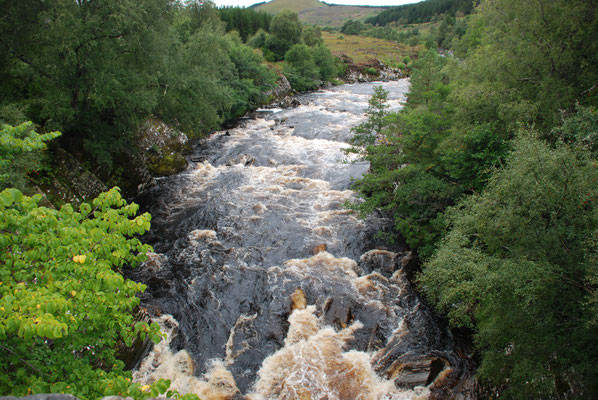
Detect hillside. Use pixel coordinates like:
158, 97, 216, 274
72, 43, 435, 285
366, 0, 475, 26
322, 31, 418, 65
252, 0, 326, 15
252, 0, 385, 27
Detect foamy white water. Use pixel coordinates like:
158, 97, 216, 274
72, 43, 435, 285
131, 80, 469, 399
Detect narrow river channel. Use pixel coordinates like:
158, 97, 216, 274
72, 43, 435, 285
129, 80, 470, 399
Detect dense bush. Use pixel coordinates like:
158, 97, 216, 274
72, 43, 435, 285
283, 44, 339, 91
0, 124, 179, 400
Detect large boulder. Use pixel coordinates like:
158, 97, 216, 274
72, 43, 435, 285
137, 118, 190, 178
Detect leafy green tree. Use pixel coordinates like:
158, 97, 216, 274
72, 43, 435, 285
0, 187, 163, 399
157, 4, 275, 134
347, 86, 390, 151
407, 49, 448, 110
264, 10, 302, 61
420, 134, 598, 398
450, 0, 598, 132
0, 123, 175, 400
218, 6, 272, 42
311, 45, 338, 82
0, 122, 60, 189
340, 20, 365, 36
0, 0, 172, 167
548, 104, 598, 158
247, 29, 269, 49
283, 44, 320, 91
350, 52, 460, 257
226, 35, 277, 118
302, 25, 324, 47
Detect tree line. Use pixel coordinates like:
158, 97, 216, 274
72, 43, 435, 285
0, 0, 277, 182
349, 0, 598, 397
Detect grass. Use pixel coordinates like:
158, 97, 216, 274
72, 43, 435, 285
322, 31, 421, 66
299, 5, 386, 28
254, 0, 326, 15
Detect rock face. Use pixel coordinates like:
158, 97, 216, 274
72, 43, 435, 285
264, 74, 296, 108
335, 53, 405, 83
137, 118, 190, 178
38, 146, 108, 206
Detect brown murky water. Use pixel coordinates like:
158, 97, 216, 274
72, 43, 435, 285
130, 81, 470, 399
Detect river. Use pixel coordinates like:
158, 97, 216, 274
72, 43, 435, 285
129, 80, 471, 399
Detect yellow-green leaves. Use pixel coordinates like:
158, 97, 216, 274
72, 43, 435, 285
0, 186, 156, 399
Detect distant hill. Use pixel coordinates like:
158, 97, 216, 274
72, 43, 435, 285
366, 0, 475, 26
252, 0, 326, 15
252, 0, 386, 27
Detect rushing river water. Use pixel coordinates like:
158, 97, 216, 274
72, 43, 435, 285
129, 81, 472, 399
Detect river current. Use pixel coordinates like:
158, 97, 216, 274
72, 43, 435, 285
129, 81, 471, 399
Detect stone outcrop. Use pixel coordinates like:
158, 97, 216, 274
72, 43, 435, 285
335, 52, 405, 83
37, 146, 108, 206
137, 118, 190, 178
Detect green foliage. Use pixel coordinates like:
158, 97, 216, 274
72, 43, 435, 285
264, 10, 303, 61
151, 3, 275, 135
350, 50, 469, 257
0, 185, 163, 399
0, 0, 172, 167
302, 25, 324, 47
0, 123, 179, 399
311, 46, 339, 82
283, 44, 339, 91
450, 0, 598, 132
365, 67, 378, 76
420, 135, 598, 398
0, 122, 61, 187
247, 29, 269, 49
406, 49, 448, 110
548, 104, 598, 158
347, 86, 390, 151
340, 20, 365, 36
283, 44, 320, 91
348, 0, 598, 396
0, 1, 279, 181
218, 6, 272, 42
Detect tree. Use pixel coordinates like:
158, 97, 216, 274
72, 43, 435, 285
311, 45, 338, 82
420, 134, 598, 398
264, 10, 302, 61
450, 0, 598, 132
340, 20, 365, 36
283, 44, 320, 91
0, 0, 172, 167
302, 25, 323, 47
347, 86, 390, 150
406, 49, 448, 110
0, 122, 60, 190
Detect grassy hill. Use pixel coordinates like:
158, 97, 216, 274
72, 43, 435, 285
322, 31, 419, 66
252, 0, 386, 27
253, 0, 326, 15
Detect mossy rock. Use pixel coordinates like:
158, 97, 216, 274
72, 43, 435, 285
148, 152, 188, 176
